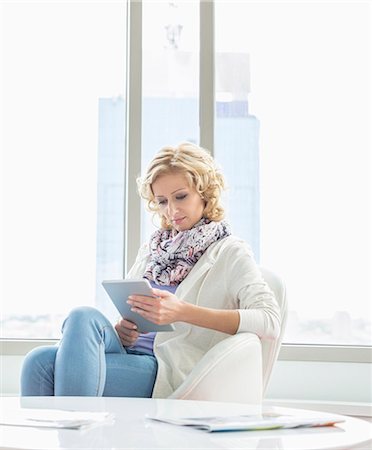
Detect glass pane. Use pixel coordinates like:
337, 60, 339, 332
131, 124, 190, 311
141, 0, 200, 242
1, 1, 127, 338
215, 1, 371, 345
214, 51, 260, 258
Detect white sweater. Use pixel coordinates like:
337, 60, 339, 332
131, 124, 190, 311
126, 235, 281, 398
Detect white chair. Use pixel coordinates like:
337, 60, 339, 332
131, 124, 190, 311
169, 267, 288, 404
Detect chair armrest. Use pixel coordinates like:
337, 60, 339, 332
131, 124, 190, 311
168, 333, 263, 404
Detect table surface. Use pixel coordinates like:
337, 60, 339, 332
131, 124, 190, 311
1, 396, 371, 450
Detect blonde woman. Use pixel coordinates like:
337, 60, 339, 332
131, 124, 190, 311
21, 143, 280, 398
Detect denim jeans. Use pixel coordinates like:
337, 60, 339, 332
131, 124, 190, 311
20, 306, 158, 397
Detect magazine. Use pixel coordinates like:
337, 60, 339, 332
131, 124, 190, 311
0, 408, 115, 430
148, 412, 345, 432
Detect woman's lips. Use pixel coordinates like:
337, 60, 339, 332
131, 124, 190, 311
173, 217, 185, 225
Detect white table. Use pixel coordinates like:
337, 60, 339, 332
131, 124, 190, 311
1, 396, 371, 450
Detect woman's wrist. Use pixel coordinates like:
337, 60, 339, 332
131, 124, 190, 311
178, 300, 195, 324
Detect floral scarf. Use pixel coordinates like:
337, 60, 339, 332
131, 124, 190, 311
144, 217, 231, 286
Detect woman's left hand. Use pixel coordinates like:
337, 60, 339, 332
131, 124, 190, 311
127, 288, 185, 325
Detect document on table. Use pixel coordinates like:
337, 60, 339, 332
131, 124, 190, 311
148, 412, 345, 432
0, 408, 115, 430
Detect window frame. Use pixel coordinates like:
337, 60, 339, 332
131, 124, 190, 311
1, 340, 370, 363
1, 0, 370, 366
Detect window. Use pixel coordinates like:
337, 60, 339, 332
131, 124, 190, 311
2, 0, 370, 350
1, 1, 127, 338
215, 0, 371, 345
141, 0, 200, 242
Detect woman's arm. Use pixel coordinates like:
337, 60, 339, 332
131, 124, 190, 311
126, 239, 280, 338
181, 302, 240, 335
127, 290, 240, 335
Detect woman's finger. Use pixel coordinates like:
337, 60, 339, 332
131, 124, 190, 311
116, 327, 139, 346
128, 300, 156, 313
118, 318, 138, 330
128, 295, 162, 306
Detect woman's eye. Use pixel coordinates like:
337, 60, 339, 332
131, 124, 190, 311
176, 194, 187, 201
157, 200, 167, 206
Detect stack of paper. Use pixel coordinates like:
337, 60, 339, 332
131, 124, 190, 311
0, 408, 115, 430
148, 412, 345, 432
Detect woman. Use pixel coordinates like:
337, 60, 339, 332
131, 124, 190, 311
21, 142, 281, 398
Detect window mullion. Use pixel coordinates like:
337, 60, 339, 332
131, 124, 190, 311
199, 0, 215, 154
124, 0, 142, 274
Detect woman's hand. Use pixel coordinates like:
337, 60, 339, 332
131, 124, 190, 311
115, 318, 140, 347
126, 289, 240, 335
127, 289, 185, 325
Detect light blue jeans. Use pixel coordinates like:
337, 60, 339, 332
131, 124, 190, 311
20, 306, 158, 397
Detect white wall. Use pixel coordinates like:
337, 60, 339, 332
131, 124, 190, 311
266, 360, 372, 403
1, 355, 23, 396
2, 353, 371, 415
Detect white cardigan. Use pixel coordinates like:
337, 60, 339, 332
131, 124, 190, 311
126, 235, 281, 398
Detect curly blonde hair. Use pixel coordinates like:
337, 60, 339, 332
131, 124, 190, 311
137, 142, 226, 229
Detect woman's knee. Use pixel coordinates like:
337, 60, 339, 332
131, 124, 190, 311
61, 306, 109, 336
63, 306, 102, 326
67, 306, 100, 319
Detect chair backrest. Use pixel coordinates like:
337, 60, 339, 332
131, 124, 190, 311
259, 267, 288, 395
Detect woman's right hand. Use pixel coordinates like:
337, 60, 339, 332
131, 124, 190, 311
115, 318, 139, 347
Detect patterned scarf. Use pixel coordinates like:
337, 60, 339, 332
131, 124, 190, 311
144, 217, 231, 286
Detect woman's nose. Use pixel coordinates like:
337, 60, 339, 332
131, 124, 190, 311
167, 201, 178, 217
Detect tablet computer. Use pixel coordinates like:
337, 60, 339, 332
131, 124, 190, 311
102, 279, 175, 333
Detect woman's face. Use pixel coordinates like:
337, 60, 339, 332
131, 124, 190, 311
152, 171, 205, 231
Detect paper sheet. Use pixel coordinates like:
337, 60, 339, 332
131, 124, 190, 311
148, 412, 345, 432
0, 408, 115, 430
